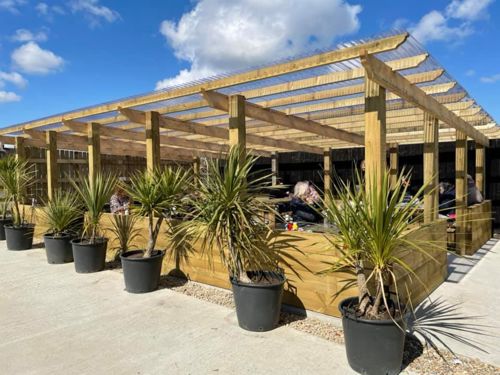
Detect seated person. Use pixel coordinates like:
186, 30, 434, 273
467, 175, 484, 206
110, 182, 130, 214
439, 182, 455, 216
400, 177, 420, 206
290, 181, 322, 223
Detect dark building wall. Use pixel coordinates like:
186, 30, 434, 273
255, 140, 500, 226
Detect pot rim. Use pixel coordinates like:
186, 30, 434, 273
230, 270, 286, 288
339, 297, 408, 326
120, 249, 165, 261
70, 237, 108, 245
44, 232, 72, 239
4, 223, 35, 230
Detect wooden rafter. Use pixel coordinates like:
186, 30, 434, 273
361, 53, 489, 146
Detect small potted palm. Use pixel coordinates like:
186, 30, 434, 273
183, 146, 288, 332
322, 169, 438, 375
41, 190, 83, 264
70, 173, 117, 273
0, 156, 36, 250
121, 167, 190, 293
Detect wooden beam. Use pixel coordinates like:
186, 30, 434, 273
323, 148, 332, 197
228, 95, 246, 155
46, 131, 58, 200
88, 122, 101, 183
388, 143, 399, 189
119, 107, 323, 155
146, 111, 160, 172
423, 113, 439, 223
202, 90, 364, 145
2, 33, 408, 135
15, 137, 25, 160
271, 152, 279, 186
475, 143, 486, 195
364, 77, 386, 189
455, 130, 468, 255
361, 53, 489, 147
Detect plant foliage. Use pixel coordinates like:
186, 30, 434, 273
109, 213, 141, 255
322, 169, 442, 320
70, 173, 117, 244
124, 167, 191, 258
40, 189, 83, 237
0, 156, 36, 226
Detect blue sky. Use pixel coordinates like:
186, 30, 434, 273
0, 0, 498, 127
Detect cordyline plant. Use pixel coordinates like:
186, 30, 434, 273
109, 213, 141, 257
322, 169, 441, 320
181, 146, 292, 283
0, 156, 36, 227
70, 173, 117, 244
124, 167, 191, 258
40, 189, 83, 237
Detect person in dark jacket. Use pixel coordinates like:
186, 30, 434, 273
290, 181, 321, 223
439, 182, 455, 216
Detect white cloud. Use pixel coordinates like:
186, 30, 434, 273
36, 2, 65, 19
11, 42, 65, 75
446, 0, 493, 21
0, 71, 28, 88
69, 0, 120, 27
0, 91, 21, 103
410, 0, 493, 44
465, 69, 476, 77
11, 28, 48, 43
0, 0, 26, 14
156, 0, 361, 90
480, 74, 500, 83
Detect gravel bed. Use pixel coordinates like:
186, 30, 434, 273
117, 270, 499, 375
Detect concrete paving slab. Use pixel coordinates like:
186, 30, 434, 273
0, 243, 357, 375
424, 238, 500, 367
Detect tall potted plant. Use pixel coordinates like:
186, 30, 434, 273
41, 190, 83, 264
70, 173, 117, 273
0, 156, 36, 250
183, 146, 288, 332
322, 170, 438, 375
121, 167, 190, 293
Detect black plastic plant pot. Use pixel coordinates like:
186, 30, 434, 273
0, 218, 13, 241
339, 297, 407, 375
120, 250, 165, 293
230, 271, 285, 332
4, 224, 35, 250
71, 238, 108, 273
44, 233, 74, 264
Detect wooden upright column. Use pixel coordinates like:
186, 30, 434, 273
146, 111, 160, 173
228, 95, 246, 158
271, 152, 279, 186
423, 113, 439, 223
88, 122, 101, 183
364, 78, 386, 190
389, 143, 398, 189
455, 130, 468, 255
46, 131, 58, 200
15, 137, 25, 160
324, 148, 332, 197
475, 143, 485, 195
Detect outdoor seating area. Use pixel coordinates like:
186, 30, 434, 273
0, 31, 498, 374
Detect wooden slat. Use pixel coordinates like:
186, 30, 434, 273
475, 143, 485, 195
46, 131, 58, 200
88, 122, 101, 183
423, 113, 439, 223
15, 137, 25, 160
202, 90, 364, 145
389, 143, 398, 189
361, 53, 489, 146
364, 77, 386, 189
455, 130, 468, 255
146, 111, 160, 172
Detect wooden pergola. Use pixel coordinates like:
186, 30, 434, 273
0, 32, 497, 254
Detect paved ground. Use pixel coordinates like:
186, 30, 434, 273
1, 237, 499, 374
425, 237, 500, 367
0, 243, 356, 375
